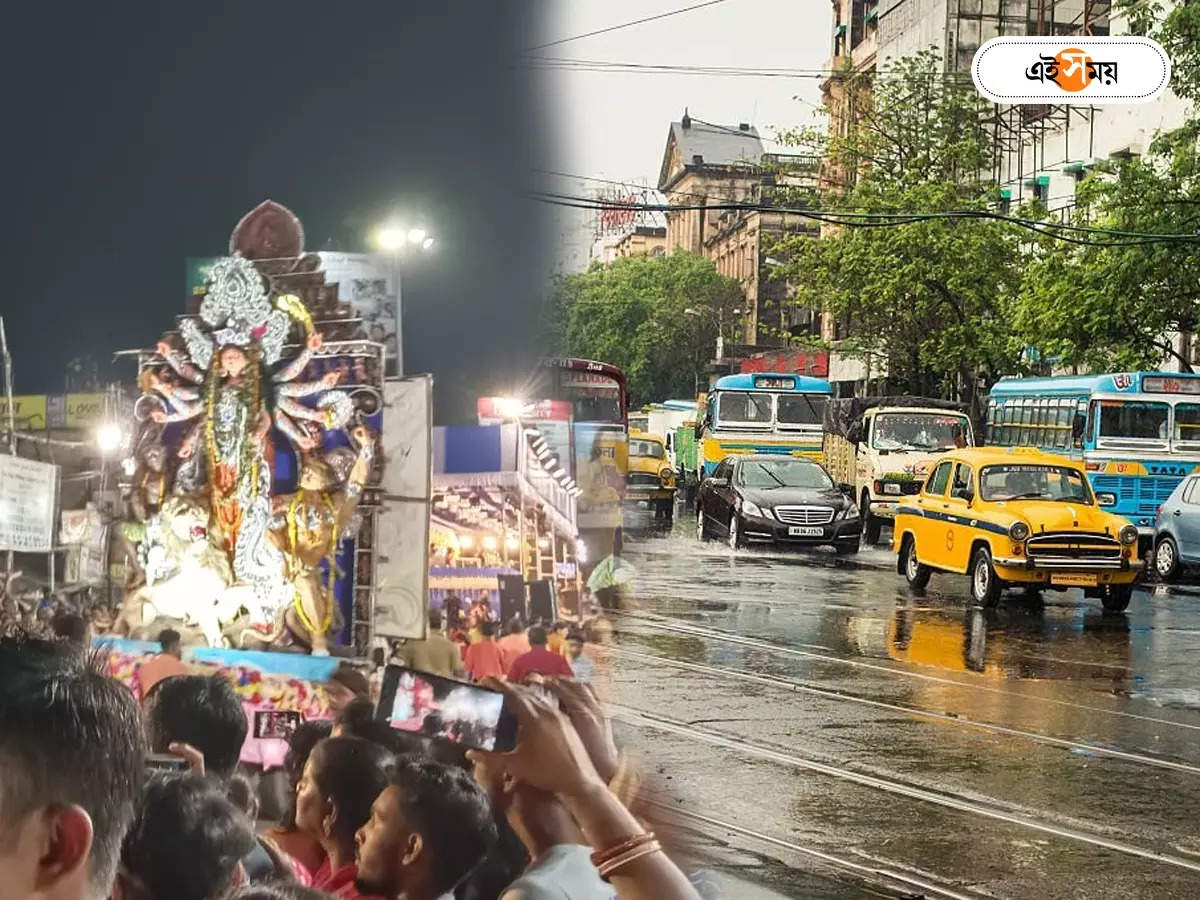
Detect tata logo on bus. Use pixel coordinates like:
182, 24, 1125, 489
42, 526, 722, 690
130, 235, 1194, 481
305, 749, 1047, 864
1148, 463, 1194, 477
1113, 373, 1135, 391
972, 37, 1170, 104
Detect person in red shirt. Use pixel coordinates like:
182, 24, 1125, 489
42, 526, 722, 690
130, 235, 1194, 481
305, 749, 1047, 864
497, 616, 531, 673
295, 736, 394, 898
462, 620, 507, 682
506, 625, 574, 684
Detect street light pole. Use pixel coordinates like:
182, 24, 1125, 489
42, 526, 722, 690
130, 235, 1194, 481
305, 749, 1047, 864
374, 224, 435, 378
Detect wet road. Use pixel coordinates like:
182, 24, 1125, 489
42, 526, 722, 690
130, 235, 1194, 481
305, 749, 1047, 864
608, 513, 1200, 899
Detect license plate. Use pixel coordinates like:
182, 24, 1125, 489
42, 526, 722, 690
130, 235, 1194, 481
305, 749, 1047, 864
788, 526, 824, 537
1051, 573, 1099, 587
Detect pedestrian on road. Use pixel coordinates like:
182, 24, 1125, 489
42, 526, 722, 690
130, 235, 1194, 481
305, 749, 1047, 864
564, 630, 594, 684
507, 625, 574, 684
463, 620, 507, 682
392, 609, 465, 679
498, 616, 531, 673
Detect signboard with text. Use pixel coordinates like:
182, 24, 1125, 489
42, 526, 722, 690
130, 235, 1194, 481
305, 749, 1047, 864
0, 455, 59, 553
0, 394, 107, 430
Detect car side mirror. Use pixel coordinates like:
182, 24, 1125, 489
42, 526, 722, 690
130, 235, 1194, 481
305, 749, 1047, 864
837, 482, 855, 496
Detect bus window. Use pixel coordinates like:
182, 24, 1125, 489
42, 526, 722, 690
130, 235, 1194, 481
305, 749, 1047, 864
1019, 401, 1034, 445
717, 391, 773, 428
1055, 399, 1074, 449
1002, 402, 1018, 445
1099, 401, 1169, 441
777, 393, 827, 429
1175, 403, 1200, 445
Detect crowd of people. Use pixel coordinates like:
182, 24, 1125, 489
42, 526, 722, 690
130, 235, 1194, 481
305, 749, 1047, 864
393, 602, 595, 687
0, 622, 705, 900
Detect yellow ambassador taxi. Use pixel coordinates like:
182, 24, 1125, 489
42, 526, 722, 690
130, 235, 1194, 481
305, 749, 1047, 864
893, 447, 1143, 612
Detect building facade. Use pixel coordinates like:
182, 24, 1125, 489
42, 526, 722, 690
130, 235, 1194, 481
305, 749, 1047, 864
819, 0, 1195, 384
656, 113, 821, 353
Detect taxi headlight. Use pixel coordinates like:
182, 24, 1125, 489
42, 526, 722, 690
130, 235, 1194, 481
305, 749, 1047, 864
659, 467, 673, 485
1008, 521, 1030, 542
1119, 524, 1139, 545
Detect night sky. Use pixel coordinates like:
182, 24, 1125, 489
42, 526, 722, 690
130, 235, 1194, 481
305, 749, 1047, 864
0, 3, 553, 424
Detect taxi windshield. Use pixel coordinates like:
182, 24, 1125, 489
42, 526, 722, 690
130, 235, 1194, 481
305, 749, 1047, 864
979, 464, 1092, 503
629, 439, 665, 459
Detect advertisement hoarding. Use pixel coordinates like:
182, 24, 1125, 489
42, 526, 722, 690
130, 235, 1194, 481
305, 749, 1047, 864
372, 376, 433, 640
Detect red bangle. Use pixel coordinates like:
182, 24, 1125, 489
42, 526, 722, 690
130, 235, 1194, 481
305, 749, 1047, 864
590, 831, 656, 868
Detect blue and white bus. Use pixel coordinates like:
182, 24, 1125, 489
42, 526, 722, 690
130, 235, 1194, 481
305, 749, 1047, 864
695, 373, 834, 480
986, 372, 1200, 548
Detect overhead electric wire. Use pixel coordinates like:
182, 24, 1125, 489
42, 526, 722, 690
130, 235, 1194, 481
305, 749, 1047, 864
527, 191, 1200, 247
525, 0, 732, 52
521, 56, 977, 82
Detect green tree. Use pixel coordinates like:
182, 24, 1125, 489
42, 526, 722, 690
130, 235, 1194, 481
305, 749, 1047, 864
543, 252, 743, 406
1015, 3, 1200, 371
769, 50, 1027, 409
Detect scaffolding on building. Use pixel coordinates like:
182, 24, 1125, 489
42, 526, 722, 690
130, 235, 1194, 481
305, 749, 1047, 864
981, 0, 1112, 208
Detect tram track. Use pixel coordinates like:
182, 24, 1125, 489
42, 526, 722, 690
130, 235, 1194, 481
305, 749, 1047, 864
643, 797, 994, 900
604, 642, 1200, 776
611, 702, 1200, 876
611, 608, 1200, 735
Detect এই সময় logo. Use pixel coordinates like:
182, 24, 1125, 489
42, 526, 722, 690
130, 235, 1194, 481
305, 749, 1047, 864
1025, 48, 1118, 92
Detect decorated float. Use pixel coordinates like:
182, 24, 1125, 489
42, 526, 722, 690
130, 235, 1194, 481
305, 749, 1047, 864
112, 201, 389, 657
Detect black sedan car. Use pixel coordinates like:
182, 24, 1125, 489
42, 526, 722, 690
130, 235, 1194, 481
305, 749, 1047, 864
696, 455, 861, 553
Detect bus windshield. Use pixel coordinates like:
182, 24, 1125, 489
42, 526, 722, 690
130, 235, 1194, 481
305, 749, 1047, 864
717, 391, 773, 428
1098, 400, 1169, 441
777, 394, 827, 428
980, 464, 1092, 503
873, 413, 967, 451
1174, 403, 1200, 445
555, 370, 624, 423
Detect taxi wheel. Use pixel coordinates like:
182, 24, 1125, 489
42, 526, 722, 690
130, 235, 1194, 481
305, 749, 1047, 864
1101, 583, 1134, 614
902, 536, 931, 590
970, 546, 1003, 608
1155, 536, 1180, 582
861, 490, 882, 545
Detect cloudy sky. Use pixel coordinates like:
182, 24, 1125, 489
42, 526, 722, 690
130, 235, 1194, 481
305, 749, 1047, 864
536, 0, 833, 189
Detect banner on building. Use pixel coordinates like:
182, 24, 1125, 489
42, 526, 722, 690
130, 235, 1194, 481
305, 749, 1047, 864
1, 394, 109, 430
372, 376, 433, 640
0, 455, 59, 553
317, 252, 400, 375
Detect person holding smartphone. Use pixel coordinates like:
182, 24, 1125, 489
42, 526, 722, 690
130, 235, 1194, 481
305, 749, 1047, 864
467, 681, 701, 900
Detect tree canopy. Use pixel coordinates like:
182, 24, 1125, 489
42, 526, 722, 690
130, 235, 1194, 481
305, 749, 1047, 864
769, 50, 1027, 408
543, 251, 743, 406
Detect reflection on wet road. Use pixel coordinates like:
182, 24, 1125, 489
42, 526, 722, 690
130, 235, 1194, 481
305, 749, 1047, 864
613, 518, 1200, 898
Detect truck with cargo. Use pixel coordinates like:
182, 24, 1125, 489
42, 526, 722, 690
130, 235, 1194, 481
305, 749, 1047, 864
823, 397, 975, 544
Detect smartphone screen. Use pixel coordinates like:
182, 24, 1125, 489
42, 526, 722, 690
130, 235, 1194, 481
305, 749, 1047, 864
145, 753, 189, 773
376, 665, 516, 752
254, 710, 302, 740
